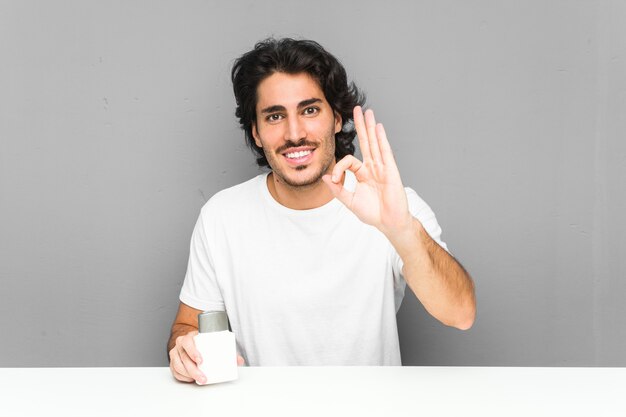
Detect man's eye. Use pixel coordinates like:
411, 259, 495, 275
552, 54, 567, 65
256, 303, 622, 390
266, 114, 283, 122
303, 107, 319, 115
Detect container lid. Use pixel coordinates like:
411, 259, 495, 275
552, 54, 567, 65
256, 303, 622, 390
197, 311, 229, 333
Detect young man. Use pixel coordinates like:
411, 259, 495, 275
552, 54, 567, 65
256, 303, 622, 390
168, 38, 475, 383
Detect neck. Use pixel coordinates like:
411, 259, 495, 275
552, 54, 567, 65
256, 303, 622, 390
266, 171, 345, 210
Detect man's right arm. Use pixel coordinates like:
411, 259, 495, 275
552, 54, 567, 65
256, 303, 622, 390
167, 302, 206, 383
168, 302, 245, 384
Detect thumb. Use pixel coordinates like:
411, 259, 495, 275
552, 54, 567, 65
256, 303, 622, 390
237, 355, 246, 366
322, 174, 354, 208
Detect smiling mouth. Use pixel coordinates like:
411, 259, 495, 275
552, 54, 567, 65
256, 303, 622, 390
284, 150, 312, 159
282, 146, 315, 163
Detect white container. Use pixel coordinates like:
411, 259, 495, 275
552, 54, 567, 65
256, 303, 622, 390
193, 311, 238, 385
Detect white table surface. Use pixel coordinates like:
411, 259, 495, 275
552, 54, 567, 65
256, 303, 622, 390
0, 366, 624, 416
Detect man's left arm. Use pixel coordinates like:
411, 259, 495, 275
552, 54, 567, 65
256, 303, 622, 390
323, 106, 475, 330
388, 216, 475, 330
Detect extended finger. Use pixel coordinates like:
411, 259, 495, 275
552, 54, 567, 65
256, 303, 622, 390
237, 355, 245, 366
375, 122, 394, 166
365, 109, 383, 166
353, 106, 371, 162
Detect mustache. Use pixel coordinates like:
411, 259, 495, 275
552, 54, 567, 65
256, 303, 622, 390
276, 139, 318, 154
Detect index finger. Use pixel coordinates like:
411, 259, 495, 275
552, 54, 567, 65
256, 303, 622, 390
353, 106, 371, 162
181, 334, 202, 364
178, 346, 206, 384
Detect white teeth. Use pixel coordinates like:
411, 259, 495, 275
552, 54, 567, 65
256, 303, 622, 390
285, 150, 312, 159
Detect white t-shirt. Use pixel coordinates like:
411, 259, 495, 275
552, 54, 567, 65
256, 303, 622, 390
180, 171, 448, 366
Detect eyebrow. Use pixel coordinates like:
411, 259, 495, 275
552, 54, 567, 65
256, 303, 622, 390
260, 98, 323, 114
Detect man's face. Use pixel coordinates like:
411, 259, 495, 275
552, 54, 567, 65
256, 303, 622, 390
252, 72, 342, 188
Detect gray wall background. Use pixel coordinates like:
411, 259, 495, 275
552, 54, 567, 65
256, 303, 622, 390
1, 1, 625, 367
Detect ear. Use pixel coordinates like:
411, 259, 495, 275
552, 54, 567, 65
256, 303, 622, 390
334, 111, 342, 134
252, 121, 262, 148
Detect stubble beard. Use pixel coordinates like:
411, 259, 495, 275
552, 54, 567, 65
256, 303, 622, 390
264, 132, 336, 190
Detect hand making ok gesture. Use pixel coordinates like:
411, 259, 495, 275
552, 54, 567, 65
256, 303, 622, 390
322, 106, 414, 238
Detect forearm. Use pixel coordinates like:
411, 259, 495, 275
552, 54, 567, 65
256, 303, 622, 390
167, 323, 197, 355
389, 218, 476, 330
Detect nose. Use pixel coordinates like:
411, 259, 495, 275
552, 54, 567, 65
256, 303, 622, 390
284, 116, 306, 142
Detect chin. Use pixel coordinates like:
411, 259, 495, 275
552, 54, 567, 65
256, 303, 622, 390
278, 166, 326, 188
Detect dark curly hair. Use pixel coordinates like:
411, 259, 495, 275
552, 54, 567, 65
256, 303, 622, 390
231, 38, 366, 168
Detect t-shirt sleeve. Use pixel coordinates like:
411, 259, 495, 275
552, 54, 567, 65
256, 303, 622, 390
179, 204, 225, 312
391, 187, 450, 312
